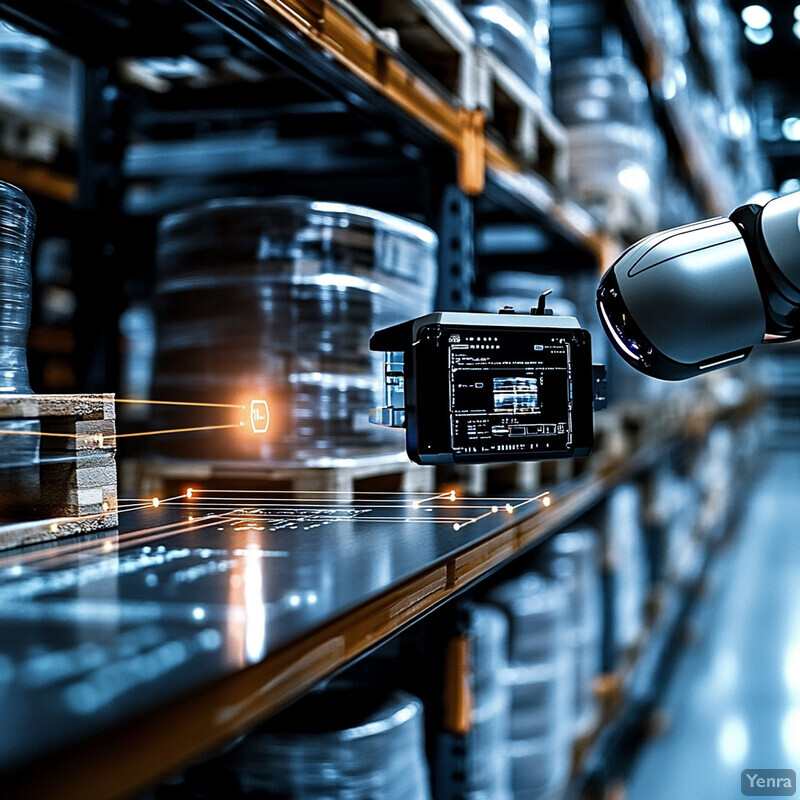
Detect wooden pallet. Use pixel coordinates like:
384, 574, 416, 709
0, 393, 118, 549
477, 50, 568, 186
343, 0, 567, 187
350, 0, 479, 105
123, 453, 436, 502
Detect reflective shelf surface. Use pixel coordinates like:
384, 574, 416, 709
0, 488, 554, 777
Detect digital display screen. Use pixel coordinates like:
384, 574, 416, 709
445, 329, 578, 456
398, 319, 594, 464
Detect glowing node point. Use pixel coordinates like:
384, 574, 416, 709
542, 495, 552, 508
49, 523, 58, 533
412, 501, 420, 509
449, 491, 456, 501
103, 540, 114, 553
152, 497, 160, 508
505, 503, 513, 514
249, 399, 270, 434
102, 502, 109, 512
492, 505, 499, 513
453, 523, 461, 531
96, 434, 104, 447
186, 488, 194, 499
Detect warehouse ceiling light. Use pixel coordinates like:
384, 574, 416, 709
795, 4, 800, 21
718, 715, 750, 765
617, 164, 651, 193
780, 178, 800, 194
781, 708, 800, 761
741, 4, 772, 29
744, 24, 774, 43
782, 116, 800, 140
724, 107, 752, 139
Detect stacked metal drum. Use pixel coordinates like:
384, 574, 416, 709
224, 686, 432, 798
153, 198, 437, 464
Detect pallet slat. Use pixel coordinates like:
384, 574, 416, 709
0, 393, 118, 549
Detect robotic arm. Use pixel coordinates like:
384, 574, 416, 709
597, 191, 800, 380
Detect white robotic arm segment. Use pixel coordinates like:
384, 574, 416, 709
597, 190, 800, 380
760, 192, 800, 296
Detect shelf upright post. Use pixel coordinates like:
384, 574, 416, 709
600, 501, 618, 676
434, 183, 475, 311
73, 61, 127, 393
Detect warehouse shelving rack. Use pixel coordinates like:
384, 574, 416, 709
0, 1, 766, 798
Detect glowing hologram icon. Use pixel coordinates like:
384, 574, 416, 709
250, 399, 270, 434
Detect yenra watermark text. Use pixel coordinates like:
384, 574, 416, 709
742, 769, 796, 796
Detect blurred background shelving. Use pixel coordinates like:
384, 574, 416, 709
0, 0, 791, 798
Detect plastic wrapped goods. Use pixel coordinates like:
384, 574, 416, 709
469, 602, 512, 696
0, 180, 35, 394
565, 121, 665, 239
153, 198, 437, 464
553, 56, 665, 239
554, 56, 650, 128
605, 484, 648, 657
0, 181, 39, 520
466, 605, 514, 796
225, 686, 432, 799
488, 574, 574, 799
537, 530, 602, 736
489, 574, 569, 662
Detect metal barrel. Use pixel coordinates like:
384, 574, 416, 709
152, 197, 437, 464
